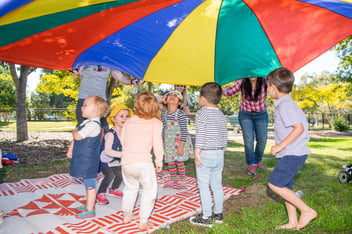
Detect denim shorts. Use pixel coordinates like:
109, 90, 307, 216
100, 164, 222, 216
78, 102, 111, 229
83, 178, 96, 190
268, 155, 307, 189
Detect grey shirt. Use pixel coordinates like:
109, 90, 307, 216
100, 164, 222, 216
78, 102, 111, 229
78, 65, 112, 100
274, 94, 311, 158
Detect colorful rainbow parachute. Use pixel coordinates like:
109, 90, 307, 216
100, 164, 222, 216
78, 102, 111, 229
0, 0, 351, 85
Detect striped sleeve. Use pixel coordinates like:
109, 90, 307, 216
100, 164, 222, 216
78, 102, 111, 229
195, 107, 228, 150
177, 110, 188, 142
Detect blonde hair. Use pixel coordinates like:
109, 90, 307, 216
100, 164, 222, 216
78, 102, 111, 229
90, 96, 109, 117
134, 91, 161, 120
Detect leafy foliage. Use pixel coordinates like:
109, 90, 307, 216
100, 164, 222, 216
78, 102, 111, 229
293, 70, 352, 115
37, 70, 79, 100
330, 116, 350, 131
0, 73, 16, 110
334, 36, 352, 82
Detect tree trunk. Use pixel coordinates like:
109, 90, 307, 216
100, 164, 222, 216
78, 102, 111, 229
9, 64, 34, 142
148, 82, 153, 92
106, 77, 116, 105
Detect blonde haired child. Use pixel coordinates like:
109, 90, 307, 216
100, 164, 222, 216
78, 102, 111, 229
96, 104, 133, 205
67, 96, 109, 219
120, 91, 164, 231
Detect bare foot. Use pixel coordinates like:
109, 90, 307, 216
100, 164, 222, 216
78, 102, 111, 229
296, 209, 317, 230
123, 215, 138, 224
138, 221, 153, 231
275, 223, 297, 230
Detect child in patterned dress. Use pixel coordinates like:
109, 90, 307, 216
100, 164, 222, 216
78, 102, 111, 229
161, 90, 194, 189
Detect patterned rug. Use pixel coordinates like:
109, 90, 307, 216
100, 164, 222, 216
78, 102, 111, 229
0, 171, 243, 234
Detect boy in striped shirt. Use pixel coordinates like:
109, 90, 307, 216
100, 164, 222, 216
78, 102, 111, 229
189, 82, 228, 228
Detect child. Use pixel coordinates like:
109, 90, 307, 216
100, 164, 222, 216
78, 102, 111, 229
66, 96, 109, 219
120, 91, 164, 231
161, 90, 194, 189
189, 82, 228, 228
96, 104, 134, 205
267, 67, 317, 230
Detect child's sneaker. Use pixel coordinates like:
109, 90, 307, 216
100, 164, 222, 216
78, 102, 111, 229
163, 180, 178, 188
248, 164, 256, 175
189, 214, 213, 228
96, 193, 109, 205
257, 162, 266, 170
177, 179, 187, 189
212, 213, 223, 224
109, 188, 123, 198
75, 209, 95, 219
76, 204, 87, 211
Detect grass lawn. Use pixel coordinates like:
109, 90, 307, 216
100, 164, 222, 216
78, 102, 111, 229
0, 120, 76, 132
153, 136, 352, 233
0, 129, 351, 233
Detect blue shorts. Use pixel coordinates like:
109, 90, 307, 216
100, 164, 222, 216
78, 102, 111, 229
268, 155, 307, 189
83, 178, 96, 190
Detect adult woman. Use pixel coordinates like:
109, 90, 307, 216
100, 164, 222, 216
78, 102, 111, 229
72, 65, 140, 126
223, 77, 268, 175
174, 85, 192, 114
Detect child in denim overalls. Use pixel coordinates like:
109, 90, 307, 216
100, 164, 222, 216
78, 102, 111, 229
161, 90, 194, 189
67, 96, 109, 219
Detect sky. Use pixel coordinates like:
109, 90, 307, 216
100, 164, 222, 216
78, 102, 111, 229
26, 50, 340, 94
293, 50, 339, 82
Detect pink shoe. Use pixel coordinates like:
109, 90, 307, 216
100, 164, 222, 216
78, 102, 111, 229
96, 193, 109, 205
177, 179, 187, 189
109, 188, 123, 198
163, 180, 178, 188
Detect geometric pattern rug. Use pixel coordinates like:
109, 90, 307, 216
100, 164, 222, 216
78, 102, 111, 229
0, 171, 244, 234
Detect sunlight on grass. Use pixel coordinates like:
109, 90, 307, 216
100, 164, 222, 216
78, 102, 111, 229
0, 121, 76, 132
1, 129, 351, 233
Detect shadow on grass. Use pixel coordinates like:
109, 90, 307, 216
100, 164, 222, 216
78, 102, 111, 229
0, 121, 13, 127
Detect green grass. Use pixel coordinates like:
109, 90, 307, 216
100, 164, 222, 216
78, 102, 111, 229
154, 137, 352, 233
1, 132, 351, 233
0, 120, 76, 132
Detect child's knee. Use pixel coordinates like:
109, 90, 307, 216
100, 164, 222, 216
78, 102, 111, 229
83, 178, 96, 190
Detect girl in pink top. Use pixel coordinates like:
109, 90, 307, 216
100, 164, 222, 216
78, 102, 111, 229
120, 91, 164, 231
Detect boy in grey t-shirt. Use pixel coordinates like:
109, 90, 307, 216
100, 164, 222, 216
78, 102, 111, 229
267, 68, 317, 231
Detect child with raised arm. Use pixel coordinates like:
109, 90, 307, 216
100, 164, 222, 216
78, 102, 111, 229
120, 91, 164, 231
189, 82, 228, 228
67, 96, 109, 219
267, 68, 317, 230
162, 90, 194, 189
96, 104, 133, 205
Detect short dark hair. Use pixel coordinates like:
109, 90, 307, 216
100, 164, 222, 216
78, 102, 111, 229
200, 82, 222, 105
267, 67, 294, 93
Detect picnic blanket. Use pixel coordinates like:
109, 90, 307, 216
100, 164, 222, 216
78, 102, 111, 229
0, 171, 243, 234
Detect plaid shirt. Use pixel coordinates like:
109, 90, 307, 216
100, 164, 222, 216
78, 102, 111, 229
223, 79, 267, 112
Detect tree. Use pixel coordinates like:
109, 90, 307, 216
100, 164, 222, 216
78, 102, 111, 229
37, 70, 132, 105
7, 63, 36, 141
0, 71, 16, 122
37, 70, 79, 100
334, 36, 352, 82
